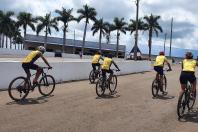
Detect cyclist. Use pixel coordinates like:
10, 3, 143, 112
179, 52, 198, 98
91, 51, 103, 73
101, 54, 120, 82
154, 51, 172, 93
22, 46, 52, 86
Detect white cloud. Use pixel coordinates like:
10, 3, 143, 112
1, 0, 198, 52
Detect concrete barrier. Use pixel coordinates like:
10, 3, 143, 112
0, 60, 151, 90
0, 48, 92, 59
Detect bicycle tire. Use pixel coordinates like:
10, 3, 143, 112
163, 75, 167, 92
188, 89, 196, 109
38, 75, 55, 96
152, 79, 159, 97
89, 70, 95, 83
177, 92, 187, 118
109, 75, 117, 93
96, 77, 105, 97
8, 76, 29, 101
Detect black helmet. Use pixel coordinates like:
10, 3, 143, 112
185, 52, 193, 59
107, 53, 113, 58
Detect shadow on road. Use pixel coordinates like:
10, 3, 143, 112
152, 95, 175, 100
6, 95, 54, 105
96, 94, 121, 99
179, 108, 198, 123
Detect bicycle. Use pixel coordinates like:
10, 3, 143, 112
152, 69, 169, 97
177, 81, 196, 118
8, 67, 55, 101
89, 68, 101, 83
96, 69, 119, 97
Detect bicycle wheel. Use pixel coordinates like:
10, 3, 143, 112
152, 79, 159, 97
38, 75, 55, 96
163, 75, 167, 92
89, 70, 95, 83
188, 89, 196, 109
109, 75, 117, 93
96, 77, 105, 97
177, 92, 187, 118
8, 76, 29, 101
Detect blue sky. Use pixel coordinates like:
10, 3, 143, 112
1, 0, 198, 57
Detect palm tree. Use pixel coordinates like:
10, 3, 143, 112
144, 14, 163, 59
55, 7, 75, 53
17, 12, 37, 49
128, 18, 146, 35
0, 11, 14, 48
127, 18, 146, 53
105, 22, 113, 44
111, 17, 127, 57
77, 4, 97, 55
36, 13, 59, 49
91, 18, 108, 52
0, 10, 3, 48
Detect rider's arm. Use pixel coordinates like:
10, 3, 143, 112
41, 55, 51, 68
112, 60, 120, 71
165, 59, 172, 70
196, 61, 198, 66
100, 56, 104, 61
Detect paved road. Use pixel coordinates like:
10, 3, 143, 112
0, 65, 198, 132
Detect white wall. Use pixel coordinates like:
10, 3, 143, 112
0, 60, 151, 90
0, 48, 92, 59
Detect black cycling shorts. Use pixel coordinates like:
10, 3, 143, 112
102, 69, 113, 78
180, 71, 196, 84
92, 63, 100, 71
154, 66, 163, 75
22, 63, 39, 76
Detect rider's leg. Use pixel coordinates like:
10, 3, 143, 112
108, 69, 114, 82
179, 84, 186, 97
101, 69, 106, 85
33, 67, 42, 84
179, 72, 187, 97
192, 80, 197, 92
92, 64, 96, 72
33, 68, 42, 83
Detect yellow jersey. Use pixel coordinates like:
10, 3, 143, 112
154, 55, 167, 67
23, 50, 42, 63
92, 54, 101, 64
182, 59, 197, 72
102, 58, 112, 70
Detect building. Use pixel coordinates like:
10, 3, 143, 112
24, 34, 126, 58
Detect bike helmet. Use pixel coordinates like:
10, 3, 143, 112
159, 51, 165, 56
185, 51, 193, 59
37, 46, 46, 54
107, 53, 113, 58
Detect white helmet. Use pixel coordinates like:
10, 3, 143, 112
37, 46, 46, 54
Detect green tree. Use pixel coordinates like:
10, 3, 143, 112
77, 4, 97, 55
128, 18, 146, 34
0, 11, 14, 48
127, 18, 146, 53
55, 7, 75, 53
17, 12, 36, 49
144, 14, 163, 59
91, 18, 108, 52
111, 17, 127, 57
105, 22, 113, 44
36, 13, 59, 49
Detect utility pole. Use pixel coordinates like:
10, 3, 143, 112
73, 30, 76, 54
133, 0, 139, 60
164, 33, 167, 53
169, 17, 173, 58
